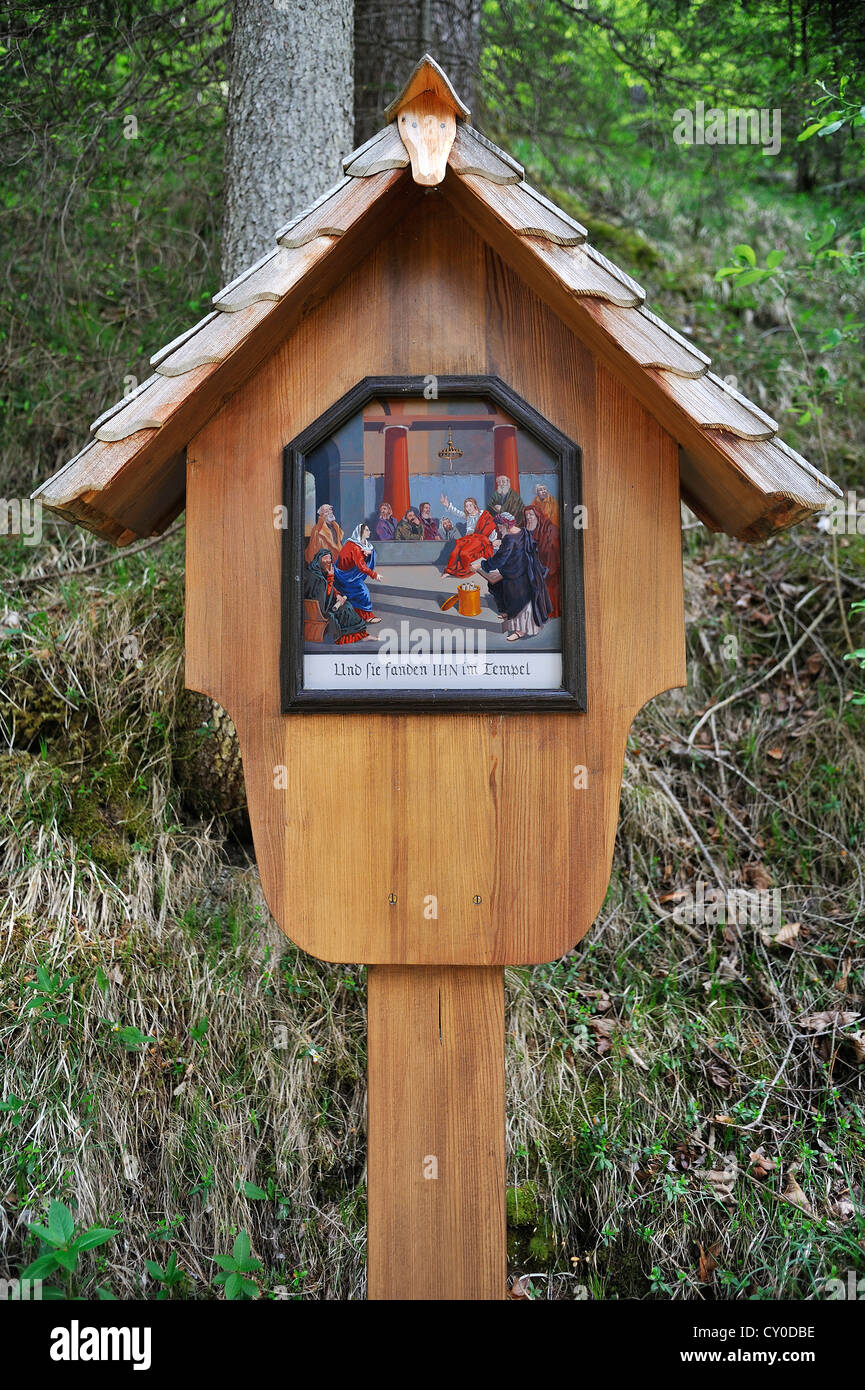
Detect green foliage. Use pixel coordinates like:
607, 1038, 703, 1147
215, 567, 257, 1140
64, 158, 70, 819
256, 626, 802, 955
22, 1200, 117, 1293
211, 1231, 262, 1300
145, 1251, 189, 1299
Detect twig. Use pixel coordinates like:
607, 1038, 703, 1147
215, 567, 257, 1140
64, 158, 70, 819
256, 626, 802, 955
686, 597, 834, 747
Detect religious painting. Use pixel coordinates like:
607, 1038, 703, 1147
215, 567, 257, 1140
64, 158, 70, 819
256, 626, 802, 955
282, 376, 584, 711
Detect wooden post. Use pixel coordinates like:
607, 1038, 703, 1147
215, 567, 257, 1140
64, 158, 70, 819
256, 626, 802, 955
367, 965, 506, 1300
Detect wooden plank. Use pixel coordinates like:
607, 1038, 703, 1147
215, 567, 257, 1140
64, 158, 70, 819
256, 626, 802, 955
185, 194, 686, 964
650, 367, 776, 440
367, 965, 505, 1300
458, 173, 586, 245
277, 169, 402, 248
343, 123, 409, 177
449, 123, 524, 183
582, 299, 707, 377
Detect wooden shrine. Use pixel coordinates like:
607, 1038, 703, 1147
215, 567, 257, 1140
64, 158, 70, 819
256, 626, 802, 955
36, 56, 840, 1300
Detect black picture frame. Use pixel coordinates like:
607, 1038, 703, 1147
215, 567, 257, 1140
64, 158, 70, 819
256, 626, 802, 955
281, 375, 586, 713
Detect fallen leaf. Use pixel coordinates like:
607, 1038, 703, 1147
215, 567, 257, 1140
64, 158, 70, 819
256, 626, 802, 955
766, 746, 784, 760
782, 1173, 814, 1216
698, 1241, 721, 1282
749, 1150, 777, 1180
799, 1010, 859, 1032
830, 1193, 856, 1222
695, 1156, 738, 1202
744, 863, 774, 890
509, 1275, 532, 1299
844, 1032, 865, 1064
626, 1045, 649, 1071
761, 921, 800, 948
707, 1060, 732, 1093
589, 1016, 615, 1055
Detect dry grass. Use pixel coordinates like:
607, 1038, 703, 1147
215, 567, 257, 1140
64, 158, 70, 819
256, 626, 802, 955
0, 512, 863, 1301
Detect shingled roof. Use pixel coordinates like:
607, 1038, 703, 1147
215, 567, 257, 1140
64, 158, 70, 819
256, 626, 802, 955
35, 54, 840, 545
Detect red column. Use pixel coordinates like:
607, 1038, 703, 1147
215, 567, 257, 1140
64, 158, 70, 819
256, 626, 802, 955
383, 426, 410, 519
493, 424, 519, 495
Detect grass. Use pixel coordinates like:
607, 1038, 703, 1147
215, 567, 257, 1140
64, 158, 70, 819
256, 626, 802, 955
0, 509, 862, 1300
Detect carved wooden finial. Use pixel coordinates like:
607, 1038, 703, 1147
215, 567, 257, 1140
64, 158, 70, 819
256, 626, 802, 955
386, 54, 470, 187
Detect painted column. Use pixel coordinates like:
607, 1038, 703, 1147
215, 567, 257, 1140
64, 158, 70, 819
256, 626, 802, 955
383, 426, 411, 519
493, 424, 519, 496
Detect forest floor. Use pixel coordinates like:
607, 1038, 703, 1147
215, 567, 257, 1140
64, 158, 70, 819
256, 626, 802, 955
1, 107, 864, 1299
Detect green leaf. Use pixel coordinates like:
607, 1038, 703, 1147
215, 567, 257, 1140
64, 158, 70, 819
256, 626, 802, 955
232, 1230, 251, 1263
54, 1248, 78, 1272
797, 122, 823, 142
21, 1253, 61, 1279
47, 1201, 75, 1245
96, 966, 109, 994
734, 268, 769, 287
733, 243, 756, 267
76, 1227, 118, 1251
224, 1270, 243, 1300
240, 1277, 260, 1298
145, 1259, 164, 1279
766, 249, 786, 269
25, 1222, 54, 1243
243, 1183, 268, 1200
111, 1025, 155, 1050
817, 119, 844, 137
212, 1254, 238, 1271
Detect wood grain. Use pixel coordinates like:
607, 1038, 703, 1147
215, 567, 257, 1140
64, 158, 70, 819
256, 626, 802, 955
185, 192, 686, 964
367, 964, 505, 1300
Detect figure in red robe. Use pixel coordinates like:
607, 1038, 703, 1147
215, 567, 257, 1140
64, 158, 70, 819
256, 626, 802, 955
443, 497, 498, 578
524, 503, 561, 618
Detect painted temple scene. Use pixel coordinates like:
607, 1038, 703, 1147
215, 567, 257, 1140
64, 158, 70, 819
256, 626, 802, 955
301, 393, 564, 691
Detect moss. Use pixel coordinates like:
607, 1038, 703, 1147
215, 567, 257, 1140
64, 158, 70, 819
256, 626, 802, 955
507, 1180, 540, 1227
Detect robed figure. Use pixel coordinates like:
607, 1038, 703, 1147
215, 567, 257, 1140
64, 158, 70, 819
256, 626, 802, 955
305, 504, 344, 563
489, 475, 525, 526
477, 514, 552, 641
524, 503, 561, 618
335, 524, 380, 620
394, 509, 423, 541
444, 502, 498, 578
304, 549, 369, 645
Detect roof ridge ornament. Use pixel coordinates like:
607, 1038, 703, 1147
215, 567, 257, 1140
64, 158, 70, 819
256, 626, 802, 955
387, 54, 470, 186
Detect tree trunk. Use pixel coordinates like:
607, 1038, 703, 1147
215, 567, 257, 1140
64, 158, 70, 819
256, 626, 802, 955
221, 0, 354, 282
194, 0, 353, 833
354, 0, 481, 145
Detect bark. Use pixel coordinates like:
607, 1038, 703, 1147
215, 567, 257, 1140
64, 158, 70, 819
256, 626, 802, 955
221, 0, 354, 282
354, 0, 481, 145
